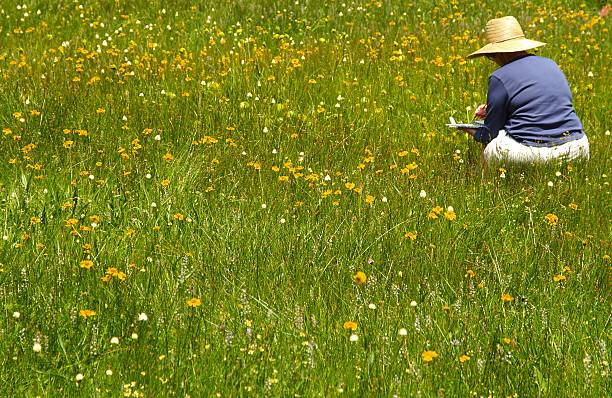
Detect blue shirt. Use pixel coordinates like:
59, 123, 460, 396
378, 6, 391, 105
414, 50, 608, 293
475, 55, 584, 147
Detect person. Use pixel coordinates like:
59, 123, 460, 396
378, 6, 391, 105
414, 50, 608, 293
461, 16, 589, 164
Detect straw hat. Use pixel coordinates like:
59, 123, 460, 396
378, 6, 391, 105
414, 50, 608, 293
467, 16, 546, 59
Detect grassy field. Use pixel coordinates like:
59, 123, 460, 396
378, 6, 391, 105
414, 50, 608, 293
0, 0, 610, 396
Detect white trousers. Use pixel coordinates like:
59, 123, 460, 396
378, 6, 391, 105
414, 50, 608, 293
483, 131, 590, 164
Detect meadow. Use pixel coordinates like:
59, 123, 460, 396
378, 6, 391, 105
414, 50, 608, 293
0, 0, 610, 396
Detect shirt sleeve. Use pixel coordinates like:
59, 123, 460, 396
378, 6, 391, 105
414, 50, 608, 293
474, 75, 509, 145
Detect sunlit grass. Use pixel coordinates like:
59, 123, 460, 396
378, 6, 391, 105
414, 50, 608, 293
0, 0, 609, 396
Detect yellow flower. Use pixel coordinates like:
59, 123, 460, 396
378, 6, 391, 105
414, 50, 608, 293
161, 179, 171, 187
365, 195, 375, 205
404, 231, 417, 241
444, 210, 456, 221
63, 140, 74, 149
398, 150, 408, 157
421, 350, 438, 362
30, 216, 41, 225
187, 298, 202, 308
465, 269, 475, 278
544, 213, 558, 226
162, 153, 174, 162
501, 293, 514, 302
174, 213, 185, 221
432, 206, 443, 215
345, 182, 355, 190
79, 309, 96, 319
79, 260, 93, 269
568, 202, 578, 210
343, 321, 358, 331
459, 354, 470, 363
553, 274, 567, 282
353, 271, 367, 285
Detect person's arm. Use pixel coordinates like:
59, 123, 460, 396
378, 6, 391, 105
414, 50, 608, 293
473, 76, 508, 145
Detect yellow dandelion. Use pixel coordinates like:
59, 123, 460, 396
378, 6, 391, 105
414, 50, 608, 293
343, 321, 358, 331
501, 293, 514, 302
353, 271, 367, 285
404, 231, 417, 241
345, 182, 355, 190
459, 354, 471, 363
187, 298, 202, 308
79, 309, 96, 319
553, 274, 567, 282
544, 213, 558, 226
421, 350, 438, 362
79, 260, 93, 269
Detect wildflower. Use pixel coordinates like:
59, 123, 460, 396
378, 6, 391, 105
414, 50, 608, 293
365, 195, 375, 205
138, 313, 149, 321
105, 369, 113, 376
421, 350, 439, 362
398, 328, 407, 336
419, 190, 427, 198
410, 300, 417, 307
349, 334, 359, 342
187, 298, 202, 307
544, 213, 558, 226
345, 182, 355, 190
501, 293, 514, 302
79, 309, 97, 319
110, 337, 119, 345
568, 202, 578, 210
368, 303, 376, 310
343, 321, 357, 331
75, 373, 84, 382
12, 311, 20, 319
444, 209, 456, 221
353, 271, 367, 285
33, 342, 42, 353
459, 354, 470, 363
79, 260, 93, 269
465, 269, 475, 278
131, 333, 138, 340
404, 231, 417, 241
162, 153, 174, 162
553, 274, 567, 282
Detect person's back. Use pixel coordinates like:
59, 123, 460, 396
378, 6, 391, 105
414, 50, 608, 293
491, 54, 583, 146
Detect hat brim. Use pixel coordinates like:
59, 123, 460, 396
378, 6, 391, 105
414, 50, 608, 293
467, 38, 546, 59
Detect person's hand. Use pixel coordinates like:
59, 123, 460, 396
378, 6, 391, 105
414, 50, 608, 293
474, 104, 487, 119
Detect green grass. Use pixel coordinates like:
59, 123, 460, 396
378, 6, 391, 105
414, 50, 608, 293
0, 0, 610, 396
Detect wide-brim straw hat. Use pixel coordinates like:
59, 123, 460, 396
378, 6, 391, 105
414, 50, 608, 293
467, 16, 546, 59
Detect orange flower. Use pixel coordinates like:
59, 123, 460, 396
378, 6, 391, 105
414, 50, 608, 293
353, 271, 367, 285
343, 321, 358, 331
79, 309, 96, 319
501, 293, 514, 302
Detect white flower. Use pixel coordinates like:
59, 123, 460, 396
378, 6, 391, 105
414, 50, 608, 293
349, 334, 359, 342
110, 337, 119, 345
131, 333, 138, 340
368, 303, 376, 310
105, 369, 113, 376
419, 190, 427, 198
12, 311, 20, 319
547, 181, 554, 187
32, 342, 42, 352
261, 203, 267, 209
154, 134, 161, 141
263, 127, 269, 133
138, 313, 148, 321
381, 196, 388, 203
410, 300, 417, 307
279, 218, 286, 224
447, 206, 454, 212
75, 373, 84, 382
398, 328, 408, 336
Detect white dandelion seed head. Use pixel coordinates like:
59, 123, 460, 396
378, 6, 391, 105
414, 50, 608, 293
349, 334, 359, 342
419, 190, 427, 198
138, 313, 148, 321
398, 328, 408, 336
110, 337, 119, 345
